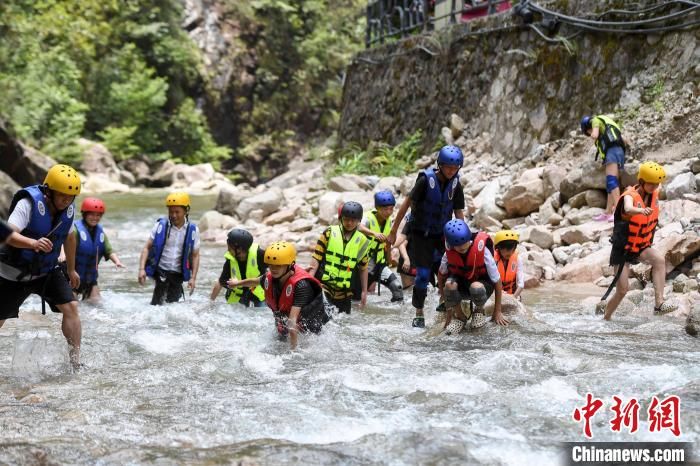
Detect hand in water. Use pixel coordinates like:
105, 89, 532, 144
114, 261, 126, 270
492, 311, 510, 326
188, 278, 196, 295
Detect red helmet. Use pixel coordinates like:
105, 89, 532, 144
80, 197, 106, 214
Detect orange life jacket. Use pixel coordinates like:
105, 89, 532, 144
445, 231, 492, 283
619, 186, 659, 255
495, 250, 518, 294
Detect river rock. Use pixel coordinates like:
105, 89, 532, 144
568, 191, 588, 209
214, 185, 247, 217
567, 207, 606, 225
198, 210, 237, 234
686, 301, 700, 336
673, 274, 689, 293
529, 226, 554, 250
626, 289, 644, 305
585, 189, 607, 209
119, 156, 152, 185
81, 174, 130, 194
556, 246, 611, 282
502, 167, 546, 217
542, 166, 566, 199
665, 172, 697, 200
374, 176, 403, 193
78, 139, 121, 181
0, 171, 20, 218
288, 217, 316, 233
0, 142, 56, 188
560, 161, 638, 202
657, 199, 700, 227
472, 210, 503, 231
318, 191, 345, 225
236, 187, 283, 221
263, 207, 299, 225
559, 222, 613, 245
473, 179, 507, 221
328, 174, 371, 192
151, 162, 217, 188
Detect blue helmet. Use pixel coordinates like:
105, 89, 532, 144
437, 145, 463, 167
374, 190, 396, 207
580, 116, 592, 134
443, 219, 471, 247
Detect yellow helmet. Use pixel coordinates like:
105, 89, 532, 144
44, 164, 81, 195
638, 161, 666, 184
494, 230, 520, 247
166, 192, 191, 208
264, 241, 296, 265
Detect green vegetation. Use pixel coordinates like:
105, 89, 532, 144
329, 130, 425, 177
0, 0, 366, 175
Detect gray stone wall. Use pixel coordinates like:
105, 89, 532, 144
339, 5, 700, 163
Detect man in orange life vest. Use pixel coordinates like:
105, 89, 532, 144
602, 161, 678, 320
439, 219, 508, 335
262, 241, 329, 350
493, 230, 524, 300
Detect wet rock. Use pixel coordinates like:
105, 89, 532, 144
119, 156, 152, 185
665, 172, 697, 200
629, 278, 644, 290
626, 289, 644, 305
214, 185, 247, 217
236, 187, 283, 221
0, 170, 20, 218
686, 301, 700, 336
595, 275, 614, 287
673, 274, 689, 293
81, 174, 130, 194
685, 278, 699, 292
151, 162, 217, 188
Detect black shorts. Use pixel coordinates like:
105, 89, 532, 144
151, 269, 184, 305
448, 276, 495, 301
408, 232, 445, 269
0, 267, 76, 319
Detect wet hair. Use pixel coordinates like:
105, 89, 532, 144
496, 240, 518, 251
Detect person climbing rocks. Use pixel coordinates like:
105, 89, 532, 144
600, 161, 678, 320
580, 115, 631, 222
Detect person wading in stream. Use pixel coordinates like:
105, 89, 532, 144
210, 228, 266, 307
0, 164, 83, 370
138, 192, 200, 305
308, 201, 370, 314
387, 145, 466, 328
71, 197, 125, 303
599, 161, 678, 320
262, 241, 329, 350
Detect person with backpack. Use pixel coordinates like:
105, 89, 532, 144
580, 115, 631, 222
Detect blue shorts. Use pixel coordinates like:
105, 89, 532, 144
604, 145, 625, 168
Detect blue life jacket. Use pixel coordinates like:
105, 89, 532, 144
411, 168, 460, 236
75, 219, 106, 285
145, 218, 197, 282
0, 185, 74, 278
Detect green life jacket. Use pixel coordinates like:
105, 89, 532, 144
366, 210, 392, 265
593, 115, 622, 160
224, 243, 265, 303
321, 225, 369, 290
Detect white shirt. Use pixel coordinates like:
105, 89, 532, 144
150, 221, 200, 273
439, 245, 501, 284
1, 197, 74, 281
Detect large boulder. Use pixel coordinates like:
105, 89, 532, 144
473, 179, 507, 221
557, 246, 611, 282
328, 174, 371, 192
686, 301, 700, 337
567, 207, 606, 225
78, 139, 121, 182
529, 226, 554, 250
542, 165, 567, 199
560, 160, 638, 202
119, 156, 152, 185
0, 171, 20, 218
657, 199, 700, 227
151, 162, 217, 188
215, 185, 248, 217
236, 187, 283, 221
559, 222, 613, 245
198, 210, 237, 234
0, 121, 56, 187
317, 191, 374, 225
81, 174, 130, 194
665, 172, 697, 200
502, 167, 546, 217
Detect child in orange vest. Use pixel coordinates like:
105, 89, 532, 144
493, 230, 524, 300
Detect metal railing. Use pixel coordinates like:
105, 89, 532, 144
366, 0, 512, 48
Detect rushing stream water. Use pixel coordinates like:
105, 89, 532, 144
0, 192, 697, 465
